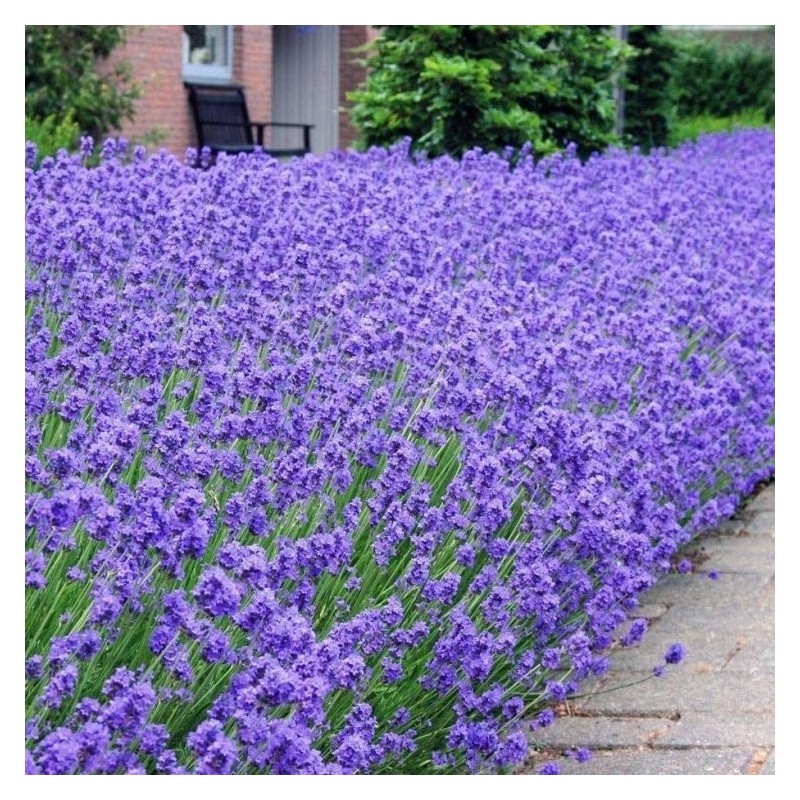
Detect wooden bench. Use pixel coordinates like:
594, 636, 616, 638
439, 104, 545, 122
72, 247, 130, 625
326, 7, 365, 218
187, 84, 312, 159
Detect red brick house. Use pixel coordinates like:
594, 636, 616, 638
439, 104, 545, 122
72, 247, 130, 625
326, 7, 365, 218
108, 25, 378, 156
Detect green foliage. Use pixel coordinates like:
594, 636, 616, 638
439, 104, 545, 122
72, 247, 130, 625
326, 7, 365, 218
25, 113, 80, 163
671, 40, 774, 120
349, 25, 628, 159
25, 26, 140, 140
623, 26, 679, 151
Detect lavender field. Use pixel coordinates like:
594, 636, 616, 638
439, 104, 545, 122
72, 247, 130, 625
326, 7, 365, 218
24, 131, 775, 774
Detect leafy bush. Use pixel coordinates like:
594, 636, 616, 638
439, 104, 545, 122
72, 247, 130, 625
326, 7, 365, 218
25, 26, 140, 140
25, 132, 774, 774
622, 26, 679, 151
349, 25, 627, 159
672, 40, 774, 120
24, 114, 80, 164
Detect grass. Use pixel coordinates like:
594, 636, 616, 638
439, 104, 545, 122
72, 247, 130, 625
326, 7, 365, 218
668, 108, 774, 147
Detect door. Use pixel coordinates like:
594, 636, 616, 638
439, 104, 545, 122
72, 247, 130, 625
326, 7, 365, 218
271, 25, 340, 154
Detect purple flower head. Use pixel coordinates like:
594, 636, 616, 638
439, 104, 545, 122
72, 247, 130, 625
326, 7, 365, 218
188, 719, 238, 774
89, 584, 122, 626
531, 708, 555, 730
25, 655, 43, 680
193, 566, 242, 618
621, 617, 648, 647
381, 657, 403, 684
66, 565, 86, 582
495, 731, 528, 767
664, 642, 686, 665
539, 761, 561, 775
32, 727, 81, 774
26, 141, 38, 169
566, 747, 593, 763
100, 138, 117, 161
40, 664, 79, 709
25, 749, 39, 774
140, 724, 169, 758
25, 550, 46, 589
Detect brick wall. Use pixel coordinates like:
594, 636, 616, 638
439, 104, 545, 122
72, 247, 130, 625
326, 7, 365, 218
338, 26, 380, 150
108, 25, 272, 156
235, 26, 272, 125
104, 26, 190, 155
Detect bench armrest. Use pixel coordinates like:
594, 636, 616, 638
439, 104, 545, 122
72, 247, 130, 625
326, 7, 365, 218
252, 122, 313, 153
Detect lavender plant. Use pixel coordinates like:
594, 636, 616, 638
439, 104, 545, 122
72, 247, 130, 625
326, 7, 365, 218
24, 131, 774, 774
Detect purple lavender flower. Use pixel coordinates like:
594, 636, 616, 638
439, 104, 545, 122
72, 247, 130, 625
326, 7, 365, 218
187, 719, 238, 774
664, 642, 686, 665
32, 727, 81, 774
676, 558, 693, 573
566, 747, 593, 763
193, 566, 242, 618
40, 664, 79, 709
24, 129, 774, 775
620, 617, 648, 647
531, 709, 555, 730
25, 655, 43, 680
539, 761, 561, 774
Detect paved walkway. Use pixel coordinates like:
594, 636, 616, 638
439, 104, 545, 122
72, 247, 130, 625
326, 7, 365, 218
520, 481, 775, 775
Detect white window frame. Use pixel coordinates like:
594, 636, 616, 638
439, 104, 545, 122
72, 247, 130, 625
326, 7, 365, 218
182, 25, 234, 84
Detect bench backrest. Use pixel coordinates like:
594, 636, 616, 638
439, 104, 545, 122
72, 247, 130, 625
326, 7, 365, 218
187, 85, 254, 150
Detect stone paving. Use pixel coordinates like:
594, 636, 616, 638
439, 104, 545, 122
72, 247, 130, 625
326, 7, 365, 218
520, 481, 775, 775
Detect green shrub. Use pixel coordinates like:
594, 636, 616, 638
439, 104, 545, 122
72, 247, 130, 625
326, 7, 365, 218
622, 26, 679, 151
25, 113, 80, 164
672, 40, 774, 120
349, 25, 628, 160
25, 26, 140, 141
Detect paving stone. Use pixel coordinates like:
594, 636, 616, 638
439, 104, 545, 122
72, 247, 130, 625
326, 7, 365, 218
697, 537, 774, 573
604, 625, 750, 673
657, 601, 775, 646
630, 603, 669, 620
746, 484, 775, 512
525, 746, 757, 775
528, 715, 674, 750
721, 639, 775, 674
715, 519, 749, 536
640, 572, 769, 610
744, 511, 775, 536
577, 670, 774, 715
653, 712, 774, 748
761, 749, 775, 774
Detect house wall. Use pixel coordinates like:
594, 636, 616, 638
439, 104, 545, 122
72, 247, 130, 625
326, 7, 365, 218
104, 26, 191, 155
338, 26, 380, 150
272, 26, 340, 154
235, 26, 273, 128
108, 25, 375, 156
108, 25, 272, 156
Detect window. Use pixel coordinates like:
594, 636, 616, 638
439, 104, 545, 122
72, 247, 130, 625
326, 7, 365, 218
182, 26, 233, 83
